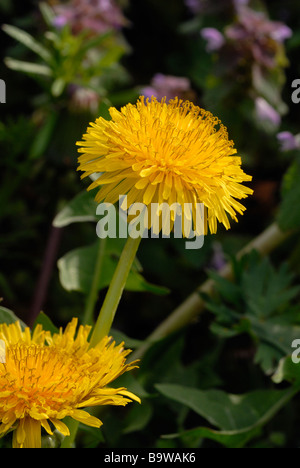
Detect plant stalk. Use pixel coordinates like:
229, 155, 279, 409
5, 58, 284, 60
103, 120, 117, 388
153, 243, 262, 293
89, 235, 142, 347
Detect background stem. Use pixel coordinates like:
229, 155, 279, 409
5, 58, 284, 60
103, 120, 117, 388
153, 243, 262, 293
29, 225, 63, 327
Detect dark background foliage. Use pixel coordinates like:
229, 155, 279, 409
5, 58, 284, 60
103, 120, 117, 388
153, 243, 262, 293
1, 0, 300, 448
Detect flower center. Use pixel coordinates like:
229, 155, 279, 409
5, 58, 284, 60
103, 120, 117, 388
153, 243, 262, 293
0, 344, 94, 418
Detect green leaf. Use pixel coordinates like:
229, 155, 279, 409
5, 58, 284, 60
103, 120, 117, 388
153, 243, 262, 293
53, 190, 98, 227
0, 306, 26, 329
57, 241, 169, 295
110, 328, 144, 349
278, 160, 300, 231
4, 57, 52, 76
32, 312, 59, 335
79, 30, 114, 56
242, 260, 299, 318
112, 371, 149, 399
208, 253, 300, 374
252, 65, 288, 114
208, 270, 241, 304
156, 384, 296, 448
78, 425, 105, 448
51, 78, 66, 97
277, 181, 300, 231
39, 2, 56, 28
98, 44, 125, 68
2, 24, 51, 62
123, 400, 153, 434
273, 355, 300, 386
164, 425, 260, 449
29, 112, 58, 160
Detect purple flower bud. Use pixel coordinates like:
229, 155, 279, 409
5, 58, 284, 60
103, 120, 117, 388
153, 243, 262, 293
277, 131, 300, 151
185, 0, 203, 14
141, 74, 192, 101
255, 97, 281, 127
233, 0, 249, 6
201, 27, 225, 52
142, 86, 157, 100
270, 24, 292, 43
53, 15, 69, 29
53, 0, 127, 36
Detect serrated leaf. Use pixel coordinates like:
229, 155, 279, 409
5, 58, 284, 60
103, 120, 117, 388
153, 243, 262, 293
242, 260, 300, 318
208, 253, 300, 374
208, 270, 241, 304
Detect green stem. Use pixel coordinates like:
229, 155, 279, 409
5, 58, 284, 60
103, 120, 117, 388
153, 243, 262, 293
61, 238, 106, 449
61, 236, 141, 448
89, 235, 142, 347
82, 237, 107, 326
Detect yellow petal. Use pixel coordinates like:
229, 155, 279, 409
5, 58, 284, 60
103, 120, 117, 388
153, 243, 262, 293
71, 410, 103, 429
13, 418, 41, 449
50, 418, 70, 436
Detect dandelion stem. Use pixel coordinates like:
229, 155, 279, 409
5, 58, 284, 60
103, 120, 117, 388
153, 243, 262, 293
89, 235, 142, 347
82, 237, 107, 326
63, 236, 141, 447
131, 222, 292, 361
61, 237, 107, 449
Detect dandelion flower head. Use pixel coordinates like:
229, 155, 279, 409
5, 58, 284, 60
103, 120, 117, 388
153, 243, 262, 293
0, 319, 139, 448
77, 96, 253, 235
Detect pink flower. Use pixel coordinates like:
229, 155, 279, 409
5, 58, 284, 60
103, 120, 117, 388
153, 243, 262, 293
277, 132, 300, 151
53, 0, 127, 36
225, 7, 292, 69
255, 97, 281, 127
142, 74, 193, 101
201, 27, 225, 52
69, 85, 100, 114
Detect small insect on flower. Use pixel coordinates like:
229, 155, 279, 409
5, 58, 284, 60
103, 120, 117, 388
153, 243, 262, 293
0, 319, 139, 448
77, 96, 253, 237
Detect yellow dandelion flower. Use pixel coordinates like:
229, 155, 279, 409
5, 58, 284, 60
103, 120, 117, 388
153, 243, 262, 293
0, 319, 139, 448
77, 96, 253, 235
